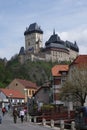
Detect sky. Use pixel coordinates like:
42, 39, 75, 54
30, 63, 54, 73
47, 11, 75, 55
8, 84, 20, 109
0, 0, 87, 60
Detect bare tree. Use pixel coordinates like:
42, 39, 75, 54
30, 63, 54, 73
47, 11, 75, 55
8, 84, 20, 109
60, 65, 87, 106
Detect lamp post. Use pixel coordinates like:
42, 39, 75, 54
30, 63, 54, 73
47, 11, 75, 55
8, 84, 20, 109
32, 96, 35, 114
9, 93, 13, 108
66, 93, 73, 119
24, 88, 28, 121
52, 77, 56, 105
50, 75, 54, 104
24, 88, 27, 102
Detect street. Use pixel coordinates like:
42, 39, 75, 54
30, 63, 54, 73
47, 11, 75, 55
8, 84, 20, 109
0, 112, 57, 130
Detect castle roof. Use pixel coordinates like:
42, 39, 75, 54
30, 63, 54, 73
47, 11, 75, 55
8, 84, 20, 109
45, 31, 64, 46
46, 42, 68, 51
45, 31, 79, 52
65, 40, 79, 52
24, 23, 43, 35
19, 47, 25, 55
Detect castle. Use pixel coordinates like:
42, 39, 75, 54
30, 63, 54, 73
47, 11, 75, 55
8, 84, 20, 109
19, 23, 79, 63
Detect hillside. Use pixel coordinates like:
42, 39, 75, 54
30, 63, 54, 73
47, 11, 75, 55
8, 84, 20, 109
0, 55, 71, 88
0, 56, 58, 87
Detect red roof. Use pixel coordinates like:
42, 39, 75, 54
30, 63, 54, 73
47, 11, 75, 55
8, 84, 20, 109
0, 88, 24, 99
52, 65, 69, 76
71, 55, 87, 67
16, 78, 38, 89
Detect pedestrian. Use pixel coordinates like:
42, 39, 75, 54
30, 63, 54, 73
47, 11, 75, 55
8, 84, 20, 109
13, 108, 18, 123
24, 107, 27, 121
2, 107, 6, 116
20, 108, 25, 123
8, 104, 10, 110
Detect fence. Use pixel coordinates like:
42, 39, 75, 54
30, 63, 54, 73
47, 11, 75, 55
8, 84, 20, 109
28, 115, 76, 130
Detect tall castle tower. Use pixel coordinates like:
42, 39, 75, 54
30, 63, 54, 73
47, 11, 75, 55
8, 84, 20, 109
24, 23, 43, 54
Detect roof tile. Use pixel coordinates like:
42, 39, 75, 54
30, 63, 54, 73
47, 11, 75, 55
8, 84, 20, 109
0, 88, 24, 99
52, 65, 69, 76
16, 78, 38, 89
71, 55, 87, 67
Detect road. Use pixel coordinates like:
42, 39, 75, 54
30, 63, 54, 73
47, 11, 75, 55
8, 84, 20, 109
0, 112, 58, 130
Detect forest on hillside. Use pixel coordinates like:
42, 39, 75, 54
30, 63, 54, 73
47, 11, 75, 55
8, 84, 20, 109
0, 55, 70, 88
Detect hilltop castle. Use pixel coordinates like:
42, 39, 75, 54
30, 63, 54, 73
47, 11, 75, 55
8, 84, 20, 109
19, 23, 79, 63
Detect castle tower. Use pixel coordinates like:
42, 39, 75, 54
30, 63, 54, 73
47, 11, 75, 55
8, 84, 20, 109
24, 23, 43, 54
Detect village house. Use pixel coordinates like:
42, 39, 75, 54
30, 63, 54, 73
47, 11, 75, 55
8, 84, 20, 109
0, 88, 24, 109
51, 64, 69, 105
7, 78, 38, 102
33, 81, 50, 105
68, 55, 87, 107
48, 55, 87, 111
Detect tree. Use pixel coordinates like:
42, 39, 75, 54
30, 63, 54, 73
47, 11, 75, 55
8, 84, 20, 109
60, 65, 87, 106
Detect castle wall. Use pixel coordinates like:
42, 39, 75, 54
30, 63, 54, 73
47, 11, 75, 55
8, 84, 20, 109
69, 48, 79, 61
45, 49, 69, 62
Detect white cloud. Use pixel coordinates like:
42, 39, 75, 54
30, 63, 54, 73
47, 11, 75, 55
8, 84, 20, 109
0, 0, 87, 60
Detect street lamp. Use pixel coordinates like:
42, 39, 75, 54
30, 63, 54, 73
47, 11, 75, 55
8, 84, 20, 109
50, 75, 54, 104
9, 93, 13, 108
51, 76, 56, 105
65, 93, 73, 119
24, 88, 27, 102
24, 88, 28, 121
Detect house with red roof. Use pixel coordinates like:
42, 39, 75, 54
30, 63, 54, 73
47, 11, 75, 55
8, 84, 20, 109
51, 55, 87, 106
70, 55, 87, 68
0, 88, 24, 109
69, 55, 87, 106
69, 55, 87, 78
7, 78, 38, 102
51, 65, 69, 105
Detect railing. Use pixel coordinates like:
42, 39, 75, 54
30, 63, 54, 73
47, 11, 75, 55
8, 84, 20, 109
36, 111, 75, 122
28, 115, 76, 130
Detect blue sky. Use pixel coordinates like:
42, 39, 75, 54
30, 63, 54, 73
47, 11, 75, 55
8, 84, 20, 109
0, 0, 87, 60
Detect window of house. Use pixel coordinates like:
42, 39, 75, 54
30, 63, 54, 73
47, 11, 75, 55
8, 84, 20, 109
61, 77, 66, 85
32, 90, 34, 95
29, 90, 31, 95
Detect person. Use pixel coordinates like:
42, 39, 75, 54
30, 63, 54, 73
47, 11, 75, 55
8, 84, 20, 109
8, 104, 10, 110
2, 107, 6, 116
24, 107, 27, 121
13, 108, 18, 123
20, 108, 25, 123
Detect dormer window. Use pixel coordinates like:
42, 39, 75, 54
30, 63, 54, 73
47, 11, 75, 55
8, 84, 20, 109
62, 72, 66, 75
16, 83, 18, 86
